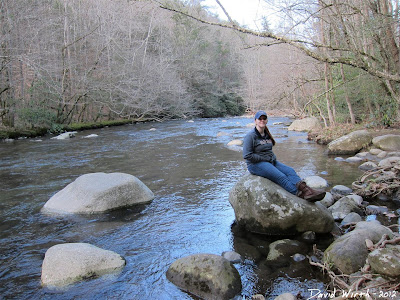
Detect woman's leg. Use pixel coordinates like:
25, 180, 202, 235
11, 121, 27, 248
247, 161, 298, 194
274, 160, 302, 187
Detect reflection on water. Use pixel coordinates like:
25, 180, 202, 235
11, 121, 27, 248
0, 117, 363, 299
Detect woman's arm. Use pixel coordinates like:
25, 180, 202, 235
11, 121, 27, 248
243, 133, 264, 163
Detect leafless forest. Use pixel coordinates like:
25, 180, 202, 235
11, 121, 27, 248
1, 0, 399, 132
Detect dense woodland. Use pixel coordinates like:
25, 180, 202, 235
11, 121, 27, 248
1, 0, 399, 134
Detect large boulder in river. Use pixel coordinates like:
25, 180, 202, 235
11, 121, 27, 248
324, 221, 393, 274
327, 130, 372, 155
228, 174, 334, 235
166, 254, 242, 300
41, 243, 125, 287
372, 134, 400, 151
43, 172, 154, 214
288, 117, 322, 132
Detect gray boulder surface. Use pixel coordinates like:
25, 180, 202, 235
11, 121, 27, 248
324, 221, 394, 274
43, 172, 154, 214
328, 195, 362, 220
287, 117, 322, 132
229, 174, 334, 235
372, 134, 400, 151
41, 243, 125, 287
166, 254, 242, 300
368, 246, 400, 278
327, 130, 372, 155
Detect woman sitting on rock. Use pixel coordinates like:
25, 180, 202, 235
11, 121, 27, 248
243, 110, 325, 202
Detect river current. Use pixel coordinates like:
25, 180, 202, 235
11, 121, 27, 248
0, 116, 363, 299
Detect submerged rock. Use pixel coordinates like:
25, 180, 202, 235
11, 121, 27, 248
229, 174, 334, 235
166, 254, 242, 300
266, 239, 308, 265
41, 243, 125, 287
51, 131, 77, 140
43, 172, 154, 214
227, 139, 243, 146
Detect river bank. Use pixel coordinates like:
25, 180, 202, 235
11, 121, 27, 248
308, 122, 400, 145
0, 119, 138, 140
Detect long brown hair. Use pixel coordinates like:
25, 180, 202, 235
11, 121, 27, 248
264, 126, 276, 145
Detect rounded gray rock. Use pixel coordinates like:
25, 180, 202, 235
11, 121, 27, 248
43, 172, 154, 214
229, 174, 334, 235
368, 246, 400, 278
41, 243, 125, 287
331, 185, 353, 196
327, 130, 372, 155
166, 254, 242, 300
372, 134, 400, 151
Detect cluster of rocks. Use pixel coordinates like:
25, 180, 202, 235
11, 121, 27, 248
225, 172, 400, 299
41, 172, 154, 288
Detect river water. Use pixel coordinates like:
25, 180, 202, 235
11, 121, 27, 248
0, 116, 363, 299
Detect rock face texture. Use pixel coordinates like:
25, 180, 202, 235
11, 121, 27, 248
166, 254, 242, 300
41, 243, 125, 287
288, 117, 322, 132
327, 130, 372, 155
372, 134, 400, 151
324, 221, 394, 274
43, 172, 154, 214
368, 246, 400, 278
228, 174, 334, 235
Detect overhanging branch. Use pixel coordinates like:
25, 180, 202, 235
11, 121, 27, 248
157, 2, 400, 83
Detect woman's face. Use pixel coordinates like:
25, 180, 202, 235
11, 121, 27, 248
255, 116, 267, 128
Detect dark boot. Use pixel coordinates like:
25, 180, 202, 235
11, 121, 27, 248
296, 181, 326, 202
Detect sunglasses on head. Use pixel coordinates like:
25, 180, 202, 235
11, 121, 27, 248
258, 116, 267, 121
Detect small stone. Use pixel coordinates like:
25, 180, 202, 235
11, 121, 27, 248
346, 194, 363, 206
318, 192, 334, 207
222, 251, 242, 263
369, 148, 383, 155
305, 176, 328, 189
366, 205, 389, 215
359, 161, 378, 171
83, 134, 99, 138
274, 293, 297, 300
346, 157, 364, 163
377, 151, 387, 158
227, 139, 243, 146
378, 157, 400, 167
356, 152, 369, 157
301, 231, 316, 243
334, 157, 346, 161
292, 253, 306, 262
341, 212, 362, 226
331, 185, 353, 196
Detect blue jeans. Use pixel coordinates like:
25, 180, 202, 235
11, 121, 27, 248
247, 161, 301, 194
